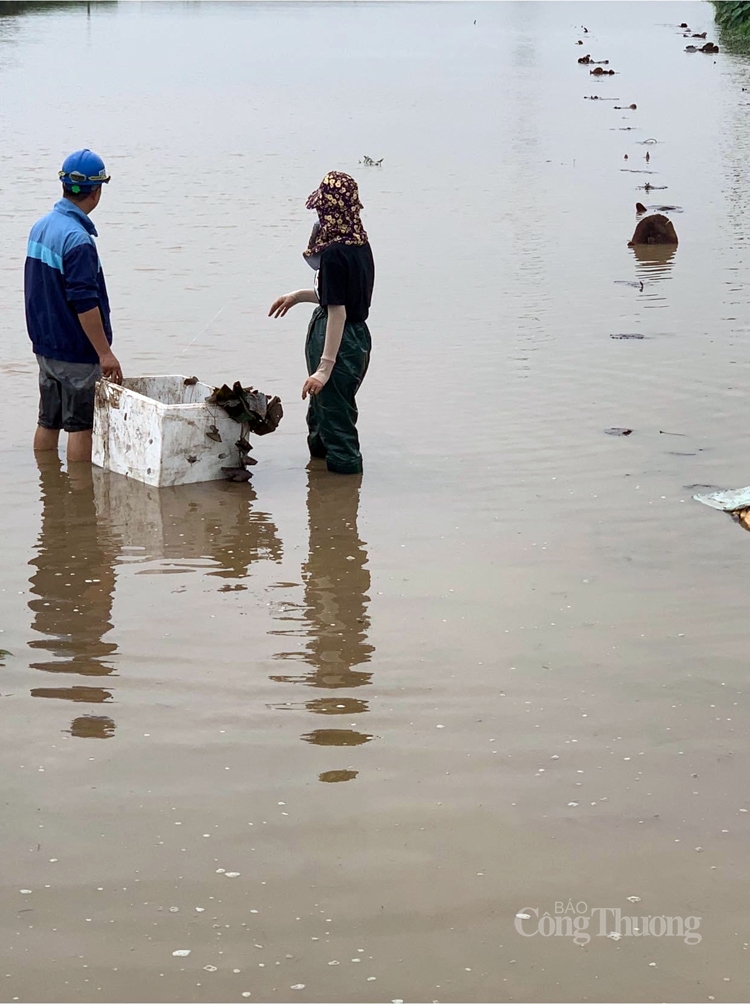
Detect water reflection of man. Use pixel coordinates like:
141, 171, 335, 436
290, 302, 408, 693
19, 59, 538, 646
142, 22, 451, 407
271, 468, 374, 769
28, 456, 120, 735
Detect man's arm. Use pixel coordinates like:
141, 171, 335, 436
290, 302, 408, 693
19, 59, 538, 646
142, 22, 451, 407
78, 307, 123, 383
64, 242, 123, 383
302, 304, 346, 399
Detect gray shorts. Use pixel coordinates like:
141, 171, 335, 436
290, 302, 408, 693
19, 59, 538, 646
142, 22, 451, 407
36, 355, 101, 433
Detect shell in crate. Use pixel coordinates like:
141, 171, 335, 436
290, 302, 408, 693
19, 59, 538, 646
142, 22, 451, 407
92, 375, 242, 487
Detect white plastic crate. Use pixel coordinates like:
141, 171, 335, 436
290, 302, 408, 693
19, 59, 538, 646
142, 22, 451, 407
92, 375, 242, 487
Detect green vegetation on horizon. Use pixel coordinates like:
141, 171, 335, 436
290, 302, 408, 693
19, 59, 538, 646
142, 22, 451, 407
713, 1, 750, 35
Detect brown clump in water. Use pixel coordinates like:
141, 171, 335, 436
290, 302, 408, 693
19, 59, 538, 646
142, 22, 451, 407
628, 213, 678, 246
302, 728, 372, 746
319, 769, 358, 783
68, 715, 116, 739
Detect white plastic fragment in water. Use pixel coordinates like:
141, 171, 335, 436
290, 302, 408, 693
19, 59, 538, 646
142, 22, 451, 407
172, 949, 191, 957
693, 487, 750, 511
290, 985, 306, 991
203, 965, 218, 972
224, 871, 241, 878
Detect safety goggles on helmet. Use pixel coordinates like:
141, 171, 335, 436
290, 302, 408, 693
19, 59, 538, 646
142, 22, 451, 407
59, 168, 111, 185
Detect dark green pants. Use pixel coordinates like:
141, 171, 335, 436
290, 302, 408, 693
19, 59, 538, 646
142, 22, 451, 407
305, 306, 371, 474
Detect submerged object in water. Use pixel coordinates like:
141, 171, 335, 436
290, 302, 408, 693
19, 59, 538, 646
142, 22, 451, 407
628, 213, 678, 247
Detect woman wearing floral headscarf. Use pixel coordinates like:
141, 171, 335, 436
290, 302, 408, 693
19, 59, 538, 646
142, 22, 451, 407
269, 171, 375, 475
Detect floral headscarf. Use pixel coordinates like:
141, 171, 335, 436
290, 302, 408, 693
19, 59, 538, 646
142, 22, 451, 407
303, 171, 368, 260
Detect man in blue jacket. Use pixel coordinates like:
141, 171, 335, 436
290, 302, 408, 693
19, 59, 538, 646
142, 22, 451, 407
25, 149, 122, 463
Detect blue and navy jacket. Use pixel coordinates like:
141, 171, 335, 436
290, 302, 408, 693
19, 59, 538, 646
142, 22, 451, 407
25, 199, 112, 364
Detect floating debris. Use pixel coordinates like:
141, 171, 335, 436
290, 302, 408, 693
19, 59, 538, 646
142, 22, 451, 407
610, 332, 645, 339
693, 486, 750, 511
578, 54, 610, 66
319, 769, 359, 783
172, 949, 191, 957
604, 428, 633, 436
360, 155, 383, 166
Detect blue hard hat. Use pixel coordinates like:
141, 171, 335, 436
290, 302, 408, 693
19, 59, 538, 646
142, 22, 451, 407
58, 149, 110, 192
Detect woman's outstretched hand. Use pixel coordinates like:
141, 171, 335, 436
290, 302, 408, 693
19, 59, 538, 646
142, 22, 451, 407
268, 292, 298, 318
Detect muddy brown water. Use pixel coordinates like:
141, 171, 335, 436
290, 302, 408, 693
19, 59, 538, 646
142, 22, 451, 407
2, 2, 750, 1002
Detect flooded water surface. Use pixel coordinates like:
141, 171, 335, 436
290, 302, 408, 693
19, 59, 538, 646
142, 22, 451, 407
3, 1, 750, 1001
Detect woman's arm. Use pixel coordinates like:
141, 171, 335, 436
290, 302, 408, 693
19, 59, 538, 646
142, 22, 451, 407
268, 288, 318, 318
302, 304, 346, 399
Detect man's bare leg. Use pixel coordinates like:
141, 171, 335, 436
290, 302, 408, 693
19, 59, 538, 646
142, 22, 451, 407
33, 426, 60, 452
67, 430, 93, 463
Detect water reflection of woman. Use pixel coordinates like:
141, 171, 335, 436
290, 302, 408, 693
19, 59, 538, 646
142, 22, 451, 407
270, 467, 374, 766
300, 468, 373, 691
